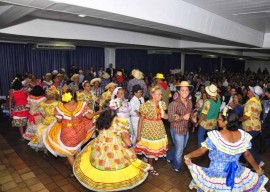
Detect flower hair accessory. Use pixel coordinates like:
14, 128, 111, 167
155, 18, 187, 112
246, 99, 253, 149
222, 106, 231, 119
109, 99, 122, 110
62, 92, 73, 102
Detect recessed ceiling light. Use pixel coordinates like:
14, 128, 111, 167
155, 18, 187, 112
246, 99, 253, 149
78, 14, 86, 18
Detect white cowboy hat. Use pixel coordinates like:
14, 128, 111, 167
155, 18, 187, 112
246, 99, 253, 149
102, 72, 110, 79
105, 82, 117, 90
249, 85, 263, 98
205, 84, 218, 97
90, 78, 101, 85
131, 69, 144, 80
71, 74, 79, 81
175, 81, 194, 91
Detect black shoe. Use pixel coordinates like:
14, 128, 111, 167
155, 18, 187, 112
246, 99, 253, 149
171, 168, 185, 174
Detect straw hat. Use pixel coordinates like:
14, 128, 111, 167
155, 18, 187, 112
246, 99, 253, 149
45, 73, 52, 76
175, 81, 194, 91
154, 73, 165, 79
116, 71, 122, 76
205, 84, 218, 97
102, 72, 110, 79
132, 69, 144, 80
71, 74, 79, 81
52, 70, 58, 75
105, 82, 117, 90
249, 85, 263, 98
90, 78, 101, 85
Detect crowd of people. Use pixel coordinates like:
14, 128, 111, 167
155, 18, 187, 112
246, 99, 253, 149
7, 64, 270, 191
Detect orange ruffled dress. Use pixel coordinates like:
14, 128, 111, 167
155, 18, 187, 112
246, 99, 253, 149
43, 101, 95, 157
73, 117, 150, 191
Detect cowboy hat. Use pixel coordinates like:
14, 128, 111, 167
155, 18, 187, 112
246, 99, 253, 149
90, 78, 101, 85
102, 72, 110, 79
205, 84, 217, 97
116, 71, 122, 76
154, 73, 165, 79
105, 82, 117, 90
71, 74, 79, 81
249, 85, 263, 98
131, 69, 144, 80
175, 81, 194, 91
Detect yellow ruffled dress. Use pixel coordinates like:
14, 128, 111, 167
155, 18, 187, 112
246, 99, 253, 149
73, 117, 150, 191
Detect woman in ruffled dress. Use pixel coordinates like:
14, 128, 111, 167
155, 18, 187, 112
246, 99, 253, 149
28, 86, 59, 153
73, 100, 150, 191
184, 108, 268, 191
9, 79, 29, 139
135, 86, 168, 175
76, 80, 97, 110
43, 89, 96, 171
23, 86, 46, 140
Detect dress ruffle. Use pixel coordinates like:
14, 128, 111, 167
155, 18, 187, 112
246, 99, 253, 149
73, 140, 150, 191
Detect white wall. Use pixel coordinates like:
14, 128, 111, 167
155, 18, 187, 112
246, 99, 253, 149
245, 60, 270, 72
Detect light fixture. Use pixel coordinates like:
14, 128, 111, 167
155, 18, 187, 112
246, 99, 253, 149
78, 14, 86, 18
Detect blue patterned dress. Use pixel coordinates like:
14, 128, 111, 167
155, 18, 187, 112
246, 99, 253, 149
188, 129, 268, 191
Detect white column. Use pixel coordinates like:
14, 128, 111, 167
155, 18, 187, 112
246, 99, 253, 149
220, 56, 223, 72
104, 48, 116, 69
181, 53, 185, 73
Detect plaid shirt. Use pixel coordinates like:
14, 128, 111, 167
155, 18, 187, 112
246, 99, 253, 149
168, 98, 192, 135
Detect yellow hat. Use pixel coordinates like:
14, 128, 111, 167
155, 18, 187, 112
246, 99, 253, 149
154, 73, 165, 79
105, 82, 117, 90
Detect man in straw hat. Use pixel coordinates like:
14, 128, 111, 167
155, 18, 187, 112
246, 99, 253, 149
239, 85, 264, 167
166, 81, 193, 173
127, 69, 147, 99
196, 84, 221, 148
90, 78, 103, 106
99, 82, 117, 110
100, 72, 110, 90
154, 73, 171, 108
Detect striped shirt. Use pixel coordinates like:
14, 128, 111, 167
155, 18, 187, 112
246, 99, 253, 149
168, 98, 192, 135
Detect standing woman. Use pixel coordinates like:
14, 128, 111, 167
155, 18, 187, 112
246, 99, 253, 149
135, 86, 168, 175
23, 86, 46, 140
43, 89, 96, 170
28, 86, 59, 153
184, 109, 268, 191
9, 79, 29, 139
76, 80, 96, 110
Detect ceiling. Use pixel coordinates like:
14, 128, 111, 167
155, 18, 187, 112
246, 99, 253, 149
0, 0, 270, 60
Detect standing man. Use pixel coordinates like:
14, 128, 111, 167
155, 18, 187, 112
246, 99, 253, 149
166, 81, 193, 173
154, 73, 171, 108
106, 63, 116, 79
196, 84, 221, 148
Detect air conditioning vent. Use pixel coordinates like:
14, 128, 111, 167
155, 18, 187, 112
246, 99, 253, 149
34, 44, 76, 50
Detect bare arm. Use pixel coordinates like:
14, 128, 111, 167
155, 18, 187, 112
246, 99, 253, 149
121, 131, 136, 159
136, 116, 144, 142
9, 91, 13, 115
239, 115, 249, 122
184, 147, 209, 165
243, 150, 264, 175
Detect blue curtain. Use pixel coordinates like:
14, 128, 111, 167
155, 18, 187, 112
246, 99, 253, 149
185, 54, 220, 73
222, 58, 245, 72
0, 43, 104, 95
116, 49, 181, 76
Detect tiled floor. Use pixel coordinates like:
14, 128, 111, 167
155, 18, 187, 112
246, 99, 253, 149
0, 117, 269, 192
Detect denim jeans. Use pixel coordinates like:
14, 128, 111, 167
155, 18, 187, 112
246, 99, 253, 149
197, 126, 215, 148
247, 130, 261, 164
167, 128, 189, 170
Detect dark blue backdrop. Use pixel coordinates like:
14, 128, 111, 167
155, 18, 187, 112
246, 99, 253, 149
0, 43, 104, 95
115, 49, 181, 76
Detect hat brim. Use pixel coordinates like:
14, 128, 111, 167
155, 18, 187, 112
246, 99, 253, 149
176, 85, 194, 91
205, 87, 217, 97
105, 83, 117, 90
248, 86, 260, 98
90, 78, 101, 85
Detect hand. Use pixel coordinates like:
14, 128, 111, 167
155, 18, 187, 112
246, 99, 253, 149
184, 157, 192, 166
136, 135, 141, 142
173, 114, 180, 121
255, 167, 264, 175
163, 113, 169, 119
183, 113, 190, 121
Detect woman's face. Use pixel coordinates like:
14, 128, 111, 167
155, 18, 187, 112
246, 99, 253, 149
84, 83, 91, 92
247, 89, 254, 98
151, 89, 162, 102
116, 89, 125, 99
233, 95, 239, 104
73, 76, 79, 83
109, 86, 116, 93
202, 93, 208, 100
217, 114, 226, 128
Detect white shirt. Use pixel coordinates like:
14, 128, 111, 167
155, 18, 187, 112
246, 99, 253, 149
130, 96, 145, 117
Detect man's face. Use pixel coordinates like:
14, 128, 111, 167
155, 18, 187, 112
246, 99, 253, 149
179, 87, 190, 99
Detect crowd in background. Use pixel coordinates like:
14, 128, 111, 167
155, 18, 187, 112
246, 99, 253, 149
4, 63, 270, 191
